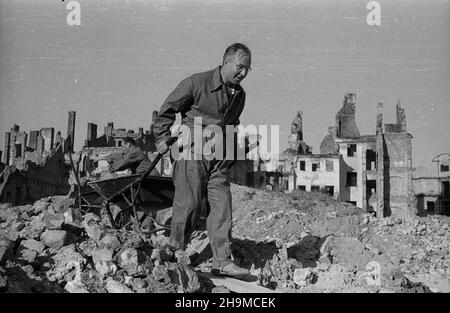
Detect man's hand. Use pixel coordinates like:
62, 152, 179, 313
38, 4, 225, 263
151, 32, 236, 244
156, 141, 169, 155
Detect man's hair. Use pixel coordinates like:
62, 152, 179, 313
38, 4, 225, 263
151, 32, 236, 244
222, 43, 251, 64
122, 137, 136, 146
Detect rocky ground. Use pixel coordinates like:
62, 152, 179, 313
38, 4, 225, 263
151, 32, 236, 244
1, 184, 449, 293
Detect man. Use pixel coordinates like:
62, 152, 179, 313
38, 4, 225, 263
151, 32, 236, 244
108, 137, 159, 176
153, 43, 252, 278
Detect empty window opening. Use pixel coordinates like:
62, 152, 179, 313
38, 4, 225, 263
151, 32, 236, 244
427, 201, 435, 212
347, 144, 356, 157
300, 161, 305, 171
347, 172, 357, 187
312, 162, 319, 172
324, 186, 334, 196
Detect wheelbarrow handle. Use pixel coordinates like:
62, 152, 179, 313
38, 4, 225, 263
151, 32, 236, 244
138, 136, 178, 181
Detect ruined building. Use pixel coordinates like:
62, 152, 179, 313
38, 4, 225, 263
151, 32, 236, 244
85, 112, 156, 152
283, 107, 344, 199
76, 110, 166, 179
286, 111, 312, 155
0, 112, 75, 204
413, 154, 450, 216
284, 93, 415, 218
375, 101, 415, 217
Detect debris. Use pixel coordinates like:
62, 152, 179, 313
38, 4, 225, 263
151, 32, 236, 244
1, 186, 449, 293
0, 267, 7, 292
20, 239, 45, 254
118, 248, 151, 277
167, 263, 200, 293
212, 286, 230, 293
82, 213, 105, 242
92, 247, 113, 264
105, 277, 134, 293
0, 235, 14, 265
175, 249, 191, 265
152, 264, 170, 282
95, 260, 117, 277
19, 249, 38, 263
293, 268, 316, 287
198, 271, 276, 293
99, 234, 121, 251
64, 280, 89, 293
40, 230, 68, 250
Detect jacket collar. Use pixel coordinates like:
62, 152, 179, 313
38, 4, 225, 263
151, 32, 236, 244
211, 66, 223, 92
211, 66, 243, 93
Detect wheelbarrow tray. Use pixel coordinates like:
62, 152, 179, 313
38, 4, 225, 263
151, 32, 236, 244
86, 175, 174, 212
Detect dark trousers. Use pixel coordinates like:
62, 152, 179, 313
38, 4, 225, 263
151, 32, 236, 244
170, 157, 234, 268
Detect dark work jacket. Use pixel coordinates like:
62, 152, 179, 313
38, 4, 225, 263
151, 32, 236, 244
109, 146, 153, 175
153, 66, 246, 151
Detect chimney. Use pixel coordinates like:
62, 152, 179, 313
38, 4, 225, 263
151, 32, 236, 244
19, 131, 28, 158
29, 131, 39, 150
396, 100, 407, 132
37, 135, 44, 157
40, 128, 55, 152
55, 131, 62, 146
105, 122, 114, 145
67, 111, 76, 152
3, 132, 10, 165
10, 124, 19, 133
150, 110, 158, 134
87, 123, 97, 147
376, 102, 383, 134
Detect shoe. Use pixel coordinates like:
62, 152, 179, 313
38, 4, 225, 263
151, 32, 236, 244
211, 262, 250, 278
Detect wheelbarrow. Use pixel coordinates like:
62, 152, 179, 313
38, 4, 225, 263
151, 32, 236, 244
69, 137, 178, 232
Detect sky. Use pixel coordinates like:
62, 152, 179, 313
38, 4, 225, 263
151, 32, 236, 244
0, 0, 449, 167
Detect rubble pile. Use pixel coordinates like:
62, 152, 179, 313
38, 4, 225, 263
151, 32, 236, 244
225, 185, 449, 293
0, 197, 200, 293
1, 183, 449, 293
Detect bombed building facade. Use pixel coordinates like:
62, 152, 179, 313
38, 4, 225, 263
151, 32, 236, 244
0, 97, 428, 219
413, 154, 450, 216
0, 112, 76, 204
281, 93, 415, 218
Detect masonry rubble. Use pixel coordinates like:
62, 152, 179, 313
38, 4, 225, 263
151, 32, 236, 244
0, 181, 449, 293
0, 112, 76, 205
0, 196, 201, 293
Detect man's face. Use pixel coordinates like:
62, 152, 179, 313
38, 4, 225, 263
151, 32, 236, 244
222, 52, 252, 86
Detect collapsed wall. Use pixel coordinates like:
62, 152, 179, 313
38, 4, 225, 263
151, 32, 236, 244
0, 112, 75, 205
0, 143, 70, 205
286, 111, 312, 155
335, 93, 360, 139
376, 102, 415, 217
